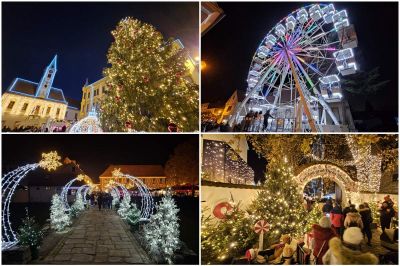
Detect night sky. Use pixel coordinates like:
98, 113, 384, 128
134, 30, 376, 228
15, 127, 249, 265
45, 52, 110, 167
2, 2, 199, 101
202, 2, 398, 114
2, 134, 198, 182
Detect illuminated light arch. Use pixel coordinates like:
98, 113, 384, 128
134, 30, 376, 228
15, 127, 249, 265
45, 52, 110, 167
110, 169, 154, 220
1, 152, 62, 250
77, 185, 91, 205
61, 174, 90, 210
295, 163, 358, 205
69, 109, 103, 133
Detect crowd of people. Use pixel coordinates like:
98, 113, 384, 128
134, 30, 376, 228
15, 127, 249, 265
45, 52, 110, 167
244, 195, 397, 265
2, 125, 42, 132
87, 192, 114, 211
201, 109, 276, 132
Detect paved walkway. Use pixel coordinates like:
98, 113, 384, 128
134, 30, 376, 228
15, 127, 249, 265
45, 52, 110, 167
43, 208, 150, 264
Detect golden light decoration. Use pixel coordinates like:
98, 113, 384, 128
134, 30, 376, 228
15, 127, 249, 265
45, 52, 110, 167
112, 168, 122, 177
38, 151, 62, 171
76, 174, 86, 181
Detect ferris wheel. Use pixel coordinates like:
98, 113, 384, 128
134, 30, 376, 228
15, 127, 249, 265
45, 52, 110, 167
230, 3, 358, 132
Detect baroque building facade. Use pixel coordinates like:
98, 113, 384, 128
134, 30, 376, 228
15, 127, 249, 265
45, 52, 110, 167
1, 55, 79, 130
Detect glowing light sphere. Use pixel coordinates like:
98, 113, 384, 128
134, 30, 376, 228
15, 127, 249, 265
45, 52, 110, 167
69, 110, 103, 133
231, 3, 358, 132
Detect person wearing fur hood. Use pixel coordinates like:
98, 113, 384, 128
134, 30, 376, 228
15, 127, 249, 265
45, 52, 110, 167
344, 211, 364, 229
322, 227, 378, 265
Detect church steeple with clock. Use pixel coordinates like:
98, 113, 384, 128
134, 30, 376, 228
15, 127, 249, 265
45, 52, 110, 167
36, 55, 57, 98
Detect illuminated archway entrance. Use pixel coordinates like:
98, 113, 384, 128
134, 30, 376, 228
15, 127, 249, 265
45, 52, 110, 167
295, 163, 358, 206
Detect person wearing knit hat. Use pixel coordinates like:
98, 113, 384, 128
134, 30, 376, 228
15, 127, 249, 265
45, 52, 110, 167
311, 216, 337, 264
322, 227, 378, 264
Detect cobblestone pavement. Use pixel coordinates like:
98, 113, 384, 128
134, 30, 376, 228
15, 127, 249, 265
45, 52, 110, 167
43, 208, 150, 264
362, 227, 393, 256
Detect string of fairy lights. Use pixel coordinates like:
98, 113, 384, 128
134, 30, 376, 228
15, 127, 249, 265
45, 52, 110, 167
346, 136, 382, 192
202, 140, 254, 185
2, 152, 62, 250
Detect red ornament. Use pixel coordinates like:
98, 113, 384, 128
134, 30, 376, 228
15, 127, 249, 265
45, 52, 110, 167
254, 220, 270, 234
213, 202, 233, 219
168, 123, 178, 132
125, 121, 132, 128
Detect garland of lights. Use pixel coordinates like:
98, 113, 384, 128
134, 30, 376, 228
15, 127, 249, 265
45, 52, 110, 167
345, 136, 382, 192
1, 152, 62, 250
202, 140, 254, 184
110, 168, 154, 220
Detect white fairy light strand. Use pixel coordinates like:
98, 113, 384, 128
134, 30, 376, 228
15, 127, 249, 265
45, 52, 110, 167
2, 152, 61, 250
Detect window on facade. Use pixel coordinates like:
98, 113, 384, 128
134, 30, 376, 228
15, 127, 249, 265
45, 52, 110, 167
47, 73, 52, 78
393, 174, 398, 182
21, 103, 28, 112
56, 108, 60, 115
46, 107, 51, 115
75, 113, 78, 120
34, 105, 40, 115
7, 101, 15, 110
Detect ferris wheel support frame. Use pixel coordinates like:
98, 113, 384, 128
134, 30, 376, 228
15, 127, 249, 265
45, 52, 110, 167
284, 47, 317, 132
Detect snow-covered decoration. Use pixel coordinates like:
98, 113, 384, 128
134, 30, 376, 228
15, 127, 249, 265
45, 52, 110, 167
1, 152, 61, 250
50, 194, 71, 232
143, 190, 180, 264
69, 108, 103, 133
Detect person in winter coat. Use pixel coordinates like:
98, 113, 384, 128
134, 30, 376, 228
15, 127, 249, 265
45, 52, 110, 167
322, 227, 379, 265
311, 216, 337, 265
344, 211, 364, 229
330, 202, 344, 236
380, 201, 395, 232
322, 200, 333, 214
359, 203, 373, 246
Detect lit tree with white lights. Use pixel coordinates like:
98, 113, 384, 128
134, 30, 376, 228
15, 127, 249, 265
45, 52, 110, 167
117, 195, 131, 219
50, 194, 71, 232
126, 203, 141, 227
100, 17, 198, 132
143, 190, 180, 264
71, 193, 85, 217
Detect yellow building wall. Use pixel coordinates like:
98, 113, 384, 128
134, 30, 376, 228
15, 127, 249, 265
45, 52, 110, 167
79, 78, 108, 119
2, 92, 67, 128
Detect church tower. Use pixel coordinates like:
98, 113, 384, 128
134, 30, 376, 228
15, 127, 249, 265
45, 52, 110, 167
36, 55, 57, 98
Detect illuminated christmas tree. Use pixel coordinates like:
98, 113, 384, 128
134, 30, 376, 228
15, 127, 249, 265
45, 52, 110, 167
201, 204, 256, 264
71, 193, 85, 217
126, 203, 141, 227
50, 194, 71, 232
117, 195, 131, 219
249, 160, 307, 246
305, 202, 323, 232
143, 190, 180, 264
100, 17, 199, 132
